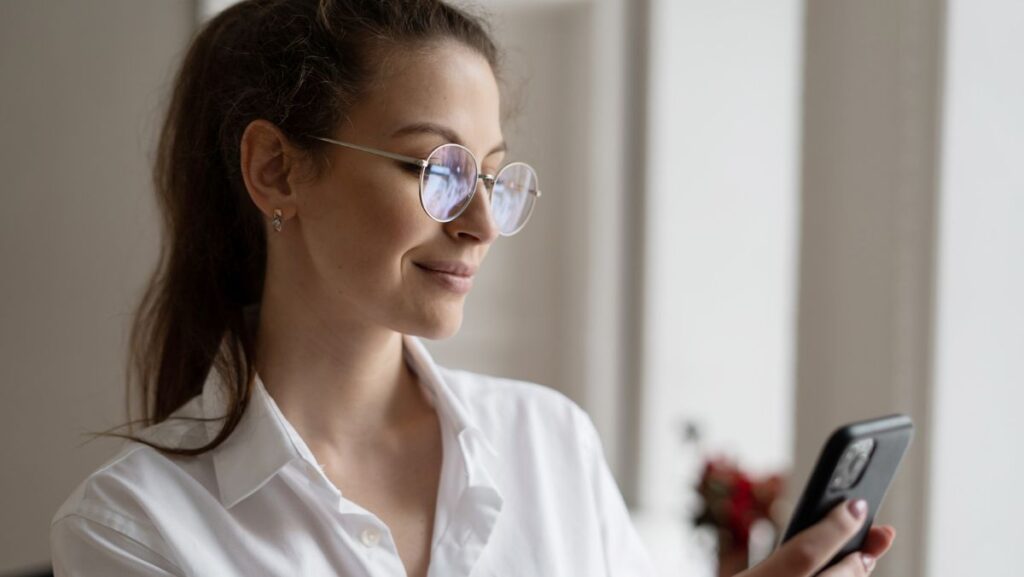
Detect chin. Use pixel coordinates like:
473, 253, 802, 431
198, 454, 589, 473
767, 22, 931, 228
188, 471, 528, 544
415, 308, 464, 340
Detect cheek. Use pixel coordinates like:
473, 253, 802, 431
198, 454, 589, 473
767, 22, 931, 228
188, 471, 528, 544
308, 168, 432, 289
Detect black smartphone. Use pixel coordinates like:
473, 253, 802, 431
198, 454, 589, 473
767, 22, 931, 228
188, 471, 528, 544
778, 414, 914, 572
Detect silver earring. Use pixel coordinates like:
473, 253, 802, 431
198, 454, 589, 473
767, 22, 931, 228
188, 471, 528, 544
271, 208, 283, 232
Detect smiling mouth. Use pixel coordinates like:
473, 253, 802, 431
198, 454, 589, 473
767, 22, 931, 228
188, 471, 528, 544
416, 265, 471, 277
414, 263, 474, 293
413, 260, 477, 277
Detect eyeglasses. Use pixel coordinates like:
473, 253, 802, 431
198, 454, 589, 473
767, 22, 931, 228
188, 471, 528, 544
310, 135, 542, 236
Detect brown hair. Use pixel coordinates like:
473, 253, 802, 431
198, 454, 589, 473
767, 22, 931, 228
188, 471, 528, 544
92, 0, 502, 456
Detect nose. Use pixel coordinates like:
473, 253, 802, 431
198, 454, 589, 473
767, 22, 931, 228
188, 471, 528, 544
447, 176, 499, 243
479, 173, 497, 193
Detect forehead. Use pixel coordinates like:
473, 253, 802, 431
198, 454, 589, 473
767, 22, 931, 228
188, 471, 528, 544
346, 41, 503, 152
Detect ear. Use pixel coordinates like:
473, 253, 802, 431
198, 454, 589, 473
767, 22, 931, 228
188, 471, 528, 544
239, 119, 305, 224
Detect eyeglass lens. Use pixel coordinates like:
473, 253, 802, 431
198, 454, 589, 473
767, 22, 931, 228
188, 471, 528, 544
420, 144, 538, 235
421, 145, 477, 221
491, 162, 538, 235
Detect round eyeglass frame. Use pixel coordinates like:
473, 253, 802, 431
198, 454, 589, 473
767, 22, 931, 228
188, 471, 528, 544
310, 135, 542, 236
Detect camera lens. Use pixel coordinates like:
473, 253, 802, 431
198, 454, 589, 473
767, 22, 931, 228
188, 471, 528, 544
850, 452, 868, 476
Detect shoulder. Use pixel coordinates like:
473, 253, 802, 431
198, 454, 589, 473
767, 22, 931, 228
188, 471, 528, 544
49, 438, 195, 572
50, 400, 214, 572
50, 397, 213, 533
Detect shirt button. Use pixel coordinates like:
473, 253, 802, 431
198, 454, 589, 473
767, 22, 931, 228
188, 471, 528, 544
360, 527, 381, 548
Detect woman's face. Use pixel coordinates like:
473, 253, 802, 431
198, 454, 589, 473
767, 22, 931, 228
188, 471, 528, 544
290, 41, 504, 339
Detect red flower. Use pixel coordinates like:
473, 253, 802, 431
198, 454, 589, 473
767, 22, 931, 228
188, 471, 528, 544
692, 456, 786, 554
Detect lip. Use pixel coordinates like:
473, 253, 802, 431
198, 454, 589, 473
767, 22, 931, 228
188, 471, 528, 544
413, 260, 477, 277
414, 261, 475, 294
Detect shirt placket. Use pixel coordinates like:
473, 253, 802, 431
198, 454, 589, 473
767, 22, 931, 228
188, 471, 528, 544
426, 431, 504, 577
298, 458, 410, 577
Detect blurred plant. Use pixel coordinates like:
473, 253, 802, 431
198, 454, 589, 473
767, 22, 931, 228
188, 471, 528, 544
682, 421, 786, 577
692, 456, 784, 551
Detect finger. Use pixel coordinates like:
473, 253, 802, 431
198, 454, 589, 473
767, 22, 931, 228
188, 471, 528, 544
762, 499, 869, 576
819, 550, 876, 577
861, 525, 896, 559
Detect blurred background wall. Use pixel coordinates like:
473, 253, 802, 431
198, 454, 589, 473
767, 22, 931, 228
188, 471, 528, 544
1, 0, 1021, 576
637, 1, 800, 572
0, 1, 194, 575
928, 0, 1023, 574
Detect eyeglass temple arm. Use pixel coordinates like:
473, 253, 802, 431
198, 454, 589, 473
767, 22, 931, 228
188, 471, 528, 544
311, 136, 429, 169
314, 135, 542, 198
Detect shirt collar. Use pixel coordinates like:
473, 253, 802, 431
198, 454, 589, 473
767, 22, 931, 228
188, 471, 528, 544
202, 333, 502, 510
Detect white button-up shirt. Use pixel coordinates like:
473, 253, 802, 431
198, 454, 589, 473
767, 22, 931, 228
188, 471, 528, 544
50, 334, 655, 576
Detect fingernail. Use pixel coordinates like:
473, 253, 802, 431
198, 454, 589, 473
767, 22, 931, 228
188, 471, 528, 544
861, 553, 876, 572
848, 499, 868, 520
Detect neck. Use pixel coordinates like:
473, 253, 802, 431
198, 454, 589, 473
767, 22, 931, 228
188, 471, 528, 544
252, 280, 426, 453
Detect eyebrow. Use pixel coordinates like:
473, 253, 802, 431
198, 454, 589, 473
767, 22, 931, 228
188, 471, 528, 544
390, 121, 507, 157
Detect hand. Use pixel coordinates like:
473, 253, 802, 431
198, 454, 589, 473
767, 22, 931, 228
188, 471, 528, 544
737, 499, 897, 577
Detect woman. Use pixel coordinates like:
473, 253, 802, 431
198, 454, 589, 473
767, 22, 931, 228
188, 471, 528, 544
50, 1, 896, 575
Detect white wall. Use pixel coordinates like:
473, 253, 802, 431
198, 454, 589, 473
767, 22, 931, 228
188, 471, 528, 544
639, 0, 801, 573
0, 1, 194, 573
928, 1, 1024, 574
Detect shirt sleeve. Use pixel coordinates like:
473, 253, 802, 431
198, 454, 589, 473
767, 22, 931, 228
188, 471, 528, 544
578, 412, 659, 577
50, 514, 183, 577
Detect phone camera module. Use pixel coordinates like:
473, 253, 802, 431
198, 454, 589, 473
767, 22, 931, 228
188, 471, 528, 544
829, 438, 876, 490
